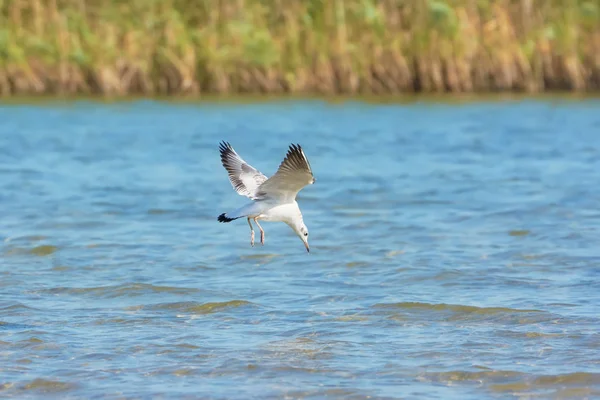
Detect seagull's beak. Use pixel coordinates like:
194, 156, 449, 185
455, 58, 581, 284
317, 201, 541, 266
304, 240, 310, 253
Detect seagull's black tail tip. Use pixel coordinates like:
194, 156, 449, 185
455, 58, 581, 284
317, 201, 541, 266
218, 213, 237, 223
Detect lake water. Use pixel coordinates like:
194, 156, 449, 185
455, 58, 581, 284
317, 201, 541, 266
1, 97, 600, 399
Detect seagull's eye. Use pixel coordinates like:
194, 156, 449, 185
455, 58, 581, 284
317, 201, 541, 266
304, 232, 308, 237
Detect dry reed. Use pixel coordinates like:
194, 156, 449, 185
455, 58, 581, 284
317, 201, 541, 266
0, 0, 599, 96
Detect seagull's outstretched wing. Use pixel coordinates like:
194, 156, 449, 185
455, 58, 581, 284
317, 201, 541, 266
256, 144, 315, 203
219, 141, 268, 200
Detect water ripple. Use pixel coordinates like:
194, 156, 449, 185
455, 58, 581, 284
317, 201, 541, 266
2, 99, 600, 398
125, 300, 255, 315
40, 283, 205, 298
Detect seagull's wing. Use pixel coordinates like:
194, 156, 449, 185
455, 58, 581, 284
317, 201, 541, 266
219, 141, 268, 200
256, 144, 315, 203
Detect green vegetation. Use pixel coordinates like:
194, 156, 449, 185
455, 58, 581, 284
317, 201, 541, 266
0, 0, 598, 95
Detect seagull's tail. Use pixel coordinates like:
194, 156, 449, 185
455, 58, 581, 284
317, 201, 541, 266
217, 213, 241, 223
218, 203, 262, 223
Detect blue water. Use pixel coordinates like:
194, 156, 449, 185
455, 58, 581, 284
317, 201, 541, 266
1, 98, 600, 399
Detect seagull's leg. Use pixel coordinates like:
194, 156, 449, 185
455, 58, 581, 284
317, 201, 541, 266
247, 217, 255, 247
254, 217, 265, 245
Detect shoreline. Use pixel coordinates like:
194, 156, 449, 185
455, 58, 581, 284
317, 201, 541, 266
1, 92, 599, 106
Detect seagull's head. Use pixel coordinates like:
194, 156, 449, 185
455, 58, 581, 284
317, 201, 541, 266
294, 223, 310, 253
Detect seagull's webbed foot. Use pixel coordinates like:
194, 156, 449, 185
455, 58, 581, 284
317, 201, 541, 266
254, 218, 265, 246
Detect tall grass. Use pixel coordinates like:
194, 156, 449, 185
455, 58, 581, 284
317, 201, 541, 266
0, 0, 598, 95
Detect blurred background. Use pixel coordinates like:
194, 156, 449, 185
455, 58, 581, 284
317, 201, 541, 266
1, 1, 600, 399
1, 0, 599, 95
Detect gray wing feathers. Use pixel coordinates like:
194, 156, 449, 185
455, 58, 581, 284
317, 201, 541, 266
219, 141, 268, 199
256, 144, 315, 202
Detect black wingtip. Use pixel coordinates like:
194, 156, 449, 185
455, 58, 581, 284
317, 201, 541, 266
284, 143, 313, 177
218, 213, 235, 223
219, 141, 231, 153
219, 142, 237, 165
287, 143, 303, 157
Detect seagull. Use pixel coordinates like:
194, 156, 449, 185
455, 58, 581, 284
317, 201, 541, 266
217, 141, 315, 252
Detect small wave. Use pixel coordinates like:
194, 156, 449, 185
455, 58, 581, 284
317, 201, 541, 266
490, 372, 600, 393
0, 302, 39, 319
19, 378, 76, 393
17, 336, 63, 351
385, 250, 405, 258
0, 321, 32, 330
239, 253, 281, 260
497, 329, 568, 339
345, 261, 369, 268
529, 372, 600, 386
0, 302, 37, 311
272, 365, 334, 374
3, 235, 47, 243
127, 300, 253, 314
508, 229, 531, 236
374, 302, 541, 314
373, 302, 550, 324
172, 368, 196, 376
29, 245, 58, 256
422, 369, 523, 383
147, 208, 174, 215
41, 283, 203, 298
421, 370, 600, 395
92, 317, 158, 326
283, 389, 368, 398
3, 245, 58, 257
264, 337, 336, 361
334, 315, 369, 322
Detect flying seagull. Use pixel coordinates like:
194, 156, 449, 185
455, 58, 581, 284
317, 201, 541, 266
217, 141, 315, 252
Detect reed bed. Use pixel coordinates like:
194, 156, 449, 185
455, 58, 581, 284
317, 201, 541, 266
0, 0, 599, 95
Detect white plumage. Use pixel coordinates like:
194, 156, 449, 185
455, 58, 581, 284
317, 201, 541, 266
217, 142, 315, 252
